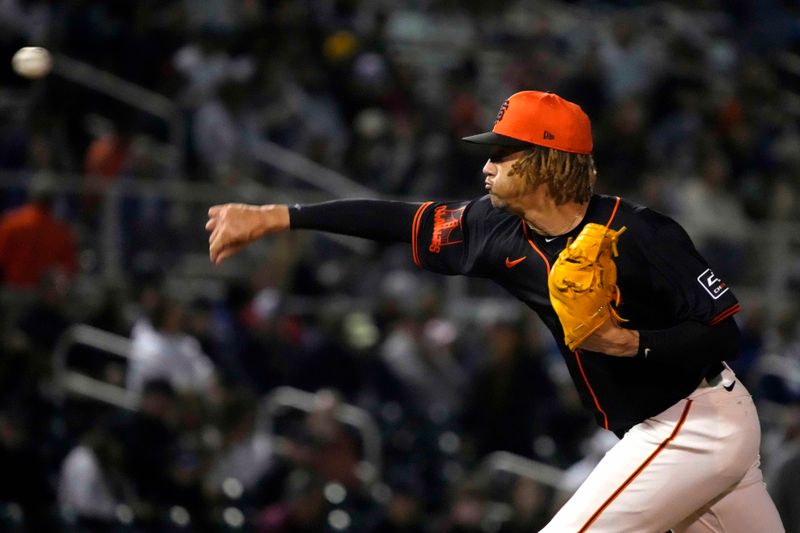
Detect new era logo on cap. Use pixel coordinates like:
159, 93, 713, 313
462, 91, 593, 154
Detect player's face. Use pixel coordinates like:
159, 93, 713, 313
483, 147, 530, 211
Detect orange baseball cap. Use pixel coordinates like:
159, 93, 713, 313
462, 91, 593, 154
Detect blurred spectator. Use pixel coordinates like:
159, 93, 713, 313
764, 405, 800, 533
86, 281, 132, 336
0, 0, 53, 43
732, 307, 767, 384
593, 97, 648, 197
256, 469, 327, 533
500, 477, 552, 533
302, 389, 361, 488
598, 12, 665, 104
753, 310, 800, 406
216, 281, 288, 393
183, 0, 255, 35
462, 318, 556, 461
380, 316, 468, 423
174, 28, 255, 107
440, 480, 488, 533
192, 80, 260, 182
368, 475, 426, 533
765, 408, 800, 533
16, 269, 73, 354
127, 298, 217, 399
0, 411, 55, 532
185, 296, 221, 362
674, 150, 751, 280
0, 180, 77, 289
58, 425, 129, 531
205, 390, 274, 499
118, 378, 178, 511
83, 119, 133, 181
286, 308, 364, 400
81, 117, 134, 225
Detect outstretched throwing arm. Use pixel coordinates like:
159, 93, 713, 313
206, 199, 421, 265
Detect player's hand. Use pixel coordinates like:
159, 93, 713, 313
578, 318, 639, 356
206, 203, 290, 265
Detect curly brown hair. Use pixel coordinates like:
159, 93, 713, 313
509, 145, 596, 205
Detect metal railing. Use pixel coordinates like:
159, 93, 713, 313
251, 139, 376, 198
50, 324, 385, 481
52, 54, 184, 178
51, 323, 136, 410
50, 53, 377, 199
475, 451, 565, 489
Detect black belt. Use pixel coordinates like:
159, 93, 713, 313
704, 360, 725, 381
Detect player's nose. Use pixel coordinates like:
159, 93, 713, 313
482, 159, 495, 176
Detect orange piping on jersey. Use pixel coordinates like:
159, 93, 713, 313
574, 350, 609, 430
411, 202, 433, 267
578, 400, 693, 532
709, 303, 742, 326
523, 218, 609, 428
606, 196, 621, 226
566, 194, 623, 430
521, 220, 551, 273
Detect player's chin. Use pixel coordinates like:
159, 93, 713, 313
488, 194, 505, 208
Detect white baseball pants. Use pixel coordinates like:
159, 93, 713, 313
541, 365, 785, 532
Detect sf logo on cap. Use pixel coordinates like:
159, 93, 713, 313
494, 99, 509, 126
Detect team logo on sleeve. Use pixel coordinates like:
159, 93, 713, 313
697, 268, 729, 299
429, 205, 465, 253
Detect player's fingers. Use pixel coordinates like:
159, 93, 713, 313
215, 243, 245, 265
205, 217, 217, 231
211, 244, 230, 265
208, 225, 220, 244
208, 205, 224, 217
209, 225, 240, 260
209, 229, 226, 263
209, 237, 225, 264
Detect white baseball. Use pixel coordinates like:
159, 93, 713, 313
11, 47, 53, 79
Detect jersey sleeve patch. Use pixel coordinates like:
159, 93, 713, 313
429, 205, 465, 253
696, 268, 729, 300
413, 198, 489, 276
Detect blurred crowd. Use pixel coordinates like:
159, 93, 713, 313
2, 0, 800, 531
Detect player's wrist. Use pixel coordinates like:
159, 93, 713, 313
607, 327, 639, 357
257, 204, 290, 235
620, 329, 639, 356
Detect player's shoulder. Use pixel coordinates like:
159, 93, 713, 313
593, 194, 691, 247
596, 194, 681, 232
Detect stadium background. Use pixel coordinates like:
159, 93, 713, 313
1, 0, 800, 531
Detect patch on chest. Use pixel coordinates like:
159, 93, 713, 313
697, 268, 729, 299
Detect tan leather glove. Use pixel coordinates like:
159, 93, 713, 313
548, 223, 627, 351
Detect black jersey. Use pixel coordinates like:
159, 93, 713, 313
411, 194, 741, 435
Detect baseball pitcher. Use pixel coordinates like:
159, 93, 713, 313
206, 91, 784, 532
